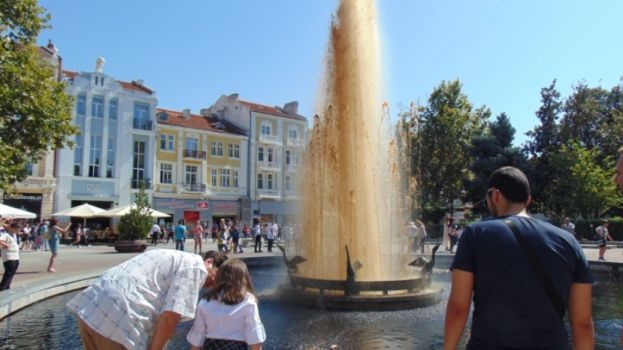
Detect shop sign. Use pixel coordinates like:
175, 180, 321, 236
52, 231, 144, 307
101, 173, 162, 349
196, 201, 209, 209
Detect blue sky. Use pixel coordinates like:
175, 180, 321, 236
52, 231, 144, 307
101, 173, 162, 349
38, 0, 623, 146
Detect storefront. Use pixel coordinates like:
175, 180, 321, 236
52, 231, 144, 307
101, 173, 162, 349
153, 197, 242, 225
3, 193, 43, 219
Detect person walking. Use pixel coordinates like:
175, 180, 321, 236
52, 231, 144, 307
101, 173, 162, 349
561, 217, 577, 239
174, 219, 187, 251
66, 249, 227, 350
444, 166, 594, 350
231, 224, 243, 254
150, 222, 161, 247
39, 220, 50, 251
253, 222, 262, 253
186, 259, 266, 350
595, 219, 614, 261
266, 222, 275, 253
192, 221, 203, 255
415, 220, 427, 254
71, 223, 84, 247
47, 219, 70, 273
0, 223, 20, 290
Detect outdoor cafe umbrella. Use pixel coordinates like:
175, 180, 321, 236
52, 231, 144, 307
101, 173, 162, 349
0, 203, 37, 219
52, 203, 106, 227
96, 204, 170, 218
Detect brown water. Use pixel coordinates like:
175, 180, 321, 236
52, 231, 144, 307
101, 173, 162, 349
296, 0, 410, 281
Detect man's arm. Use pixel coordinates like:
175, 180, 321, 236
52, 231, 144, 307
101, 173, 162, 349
568, 283, 594, 350
444, 269, 474, 350
148, 311, 182, 350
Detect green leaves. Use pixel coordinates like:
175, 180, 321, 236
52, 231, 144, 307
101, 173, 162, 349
118, 184, 153, 240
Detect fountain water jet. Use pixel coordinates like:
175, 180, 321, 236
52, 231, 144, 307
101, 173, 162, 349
280, 0, 442, 311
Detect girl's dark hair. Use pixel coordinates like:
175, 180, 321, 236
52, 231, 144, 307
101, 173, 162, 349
206, 259, 257, 305
49, 218, 58, 226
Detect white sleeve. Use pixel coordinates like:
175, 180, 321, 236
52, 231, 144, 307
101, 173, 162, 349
244, 298, 266, 345
186, 301, 208, 347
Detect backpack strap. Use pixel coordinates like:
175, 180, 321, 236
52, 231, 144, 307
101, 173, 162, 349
502, 217, 565, 319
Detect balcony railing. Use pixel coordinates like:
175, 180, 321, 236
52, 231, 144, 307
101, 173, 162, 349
257, 161, 281, 171
133, 119, 153, 131
183, 149, 207, 159
259, 134, 279, 144
287, 138, 305, 147
257, 189, 281, 198
182, 183, 206, 192
131, 178, 151, 189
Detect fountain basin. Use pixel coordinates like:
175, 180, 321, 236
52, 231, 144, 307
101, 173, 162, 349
280, 274, 443, 311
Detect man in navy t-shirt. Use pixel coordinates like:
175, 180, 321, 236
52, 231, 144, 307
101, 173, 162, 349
444, 166, 594, 350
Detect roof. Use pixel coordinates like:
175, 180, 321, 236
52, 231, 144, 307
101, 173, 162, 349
156, 108, 247, 136
239, 100, 307, 121
61, 70, 154, 95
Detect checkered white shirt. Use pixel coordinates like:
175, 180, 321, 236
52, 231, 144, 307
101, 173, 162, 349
66, 249, 207, 349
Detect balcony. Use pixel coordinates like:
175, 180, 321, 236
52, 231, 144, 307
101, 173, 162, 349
133, 118, 153, 131
182, 183, 206, 192
257, 189, 281, 198
183, 149, 207, 159
287, 138, 305, 147
259, 134, 279, 144
131, 178, 151, 189
257, 161, 281, 171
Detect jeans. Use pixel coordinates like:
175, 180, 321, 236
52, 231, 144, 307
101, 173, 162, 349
175, 239, 185, 251
267, 239, 274, 252
254, 235, 262, 252
0, 260, 19, 290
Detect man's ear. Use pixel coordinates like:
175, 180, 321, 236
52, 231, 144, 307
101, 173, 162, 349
526, 194, 532, 207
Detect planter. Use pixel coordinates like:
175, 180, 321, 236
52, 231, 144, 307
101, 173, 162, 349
114, 239, 148, 253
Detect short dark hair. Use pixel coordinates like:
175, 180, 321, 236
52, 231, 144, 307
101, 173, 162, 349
203, 250, 228, 267
487, 166, 531, 203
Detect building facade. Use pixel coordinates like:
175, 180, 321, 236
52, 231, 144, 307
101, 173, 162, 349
55, 59, 157, 212
207, 94, 307, 225
152, 108, 248, 225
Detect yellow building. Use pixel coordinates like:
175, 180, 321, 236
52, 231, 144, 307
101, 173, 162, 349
153, 108, 248, 225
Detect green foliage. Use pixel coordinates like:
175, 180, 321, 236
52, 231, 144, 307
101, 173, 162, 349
0, 0, 78, 191
575, 217, 623, 240
117, 184, 153, 240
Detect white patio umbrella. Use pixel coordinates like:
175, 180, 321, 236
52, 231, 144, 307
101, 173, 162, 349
52, 203, 107, 227
0, 203, 37, 219
96, 204, 170, 218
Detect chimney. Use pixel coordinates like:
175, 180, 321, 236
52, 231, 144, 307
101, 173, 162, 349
200, 108, 210, 117
283, 101, 299, 115
182, 109, 191, 119
47, 39, 58, 56
227, 93, 239, 102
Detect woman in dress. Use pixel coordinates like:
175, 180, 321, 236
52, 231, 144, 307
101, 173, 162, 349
187, 259, 266, 350
192, 221, 203, 255
47, 218, 70, 272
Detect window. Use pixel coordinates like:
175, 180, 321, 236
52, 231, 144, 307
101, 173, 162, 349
288, 127, 298, 140
107, 138, 115, 178
257, 146, 264, 162
185, 165, 198, 184
211, 141, 223, 156
168, 135, 174, 150
91, 96, 104, 118
257, 173, 263, 189
160, 135, 175, 152
267, 174, 274, 189
160, 163, 173, 184
211, 168, 218, 186
160, 134, 167, 150
186, 137, 198, 151
133, 103, 151, 130
233, 170, 239, 188
267, 147, 274, 163
76, 94, 86, 116
108, 99, 118, 120
228, 144, 240, 159
285, 175, 291, 191
285, 150, 291, 165
220, 169, 230, 187
261, 122, 271, 136
26, 162, 33, 176
88, 135, 101, 177
74, 135, 83, 176
132, 140, 146, 185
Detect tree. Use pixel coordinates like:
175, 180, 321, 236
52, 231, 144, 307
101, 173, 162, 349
464, 113, 529, 214
410, 80, 486, 221
0, 0, 78, 191
559, 83, 609, 151
117, 183, 153, 240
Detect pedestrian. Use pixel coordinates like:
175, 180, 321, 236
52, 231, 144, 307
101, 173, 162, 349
231, 224, 243, 253
150, 222, 161, 247
561, 217, 576, 239
192, 221, 203, 255
66, 249, 228, 350
444, 166, 594, 349
47, 218, 70, 273
165, 225, 174, 244
266, 222, 275, 253
211, 221, 218, 243
415, 220, 427, 254
186, 259, 265, 350
447, 218, 459, 253
175, 219, 187, 251
0, 223, 20, 290
71, 223, 84, 247
253, 221, 262, 253
39, 220, 50, 251
406, 221, 417, 254
595, 219, 613, 261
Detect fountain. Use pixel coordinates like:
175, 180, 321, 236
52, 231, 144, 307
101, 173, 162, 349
279, 0, 442, 311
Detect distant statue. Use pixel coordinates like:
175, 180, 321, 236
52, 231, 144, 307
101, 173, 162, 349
276, 244, 306, 273
95, 57, 105, 73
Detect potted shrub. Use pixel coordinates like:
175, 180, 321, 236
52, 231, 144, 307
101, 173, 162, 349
114, 183, 152, 253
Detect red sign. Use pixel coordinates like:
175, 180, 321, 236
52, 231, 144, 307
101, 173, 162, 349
184, 211, 200, 222
196, 201, 209, 209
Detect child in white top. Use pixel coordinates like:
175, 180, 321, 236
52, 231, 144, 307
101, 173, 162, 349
187, 258, 266, 350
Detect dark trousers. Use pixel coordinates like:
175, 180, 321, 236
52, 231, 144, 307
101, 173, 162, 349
0, 260, 19, 290
254, 235, 262, 252
449, 236, 458, 252
267, 239, 274, 252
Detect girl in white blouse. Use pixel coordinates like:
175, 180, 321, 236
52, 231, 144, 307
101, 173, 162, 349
187, 258, 266, 350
